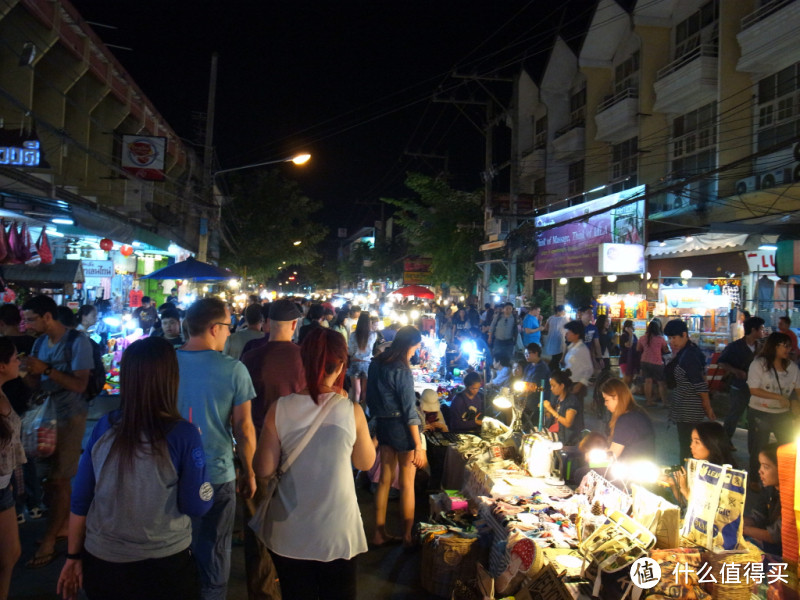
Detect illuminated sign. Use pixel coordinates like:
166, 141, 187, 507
535, 186, 645, 279
82, 260, 114, 278
662, 287, 731, 309
599, 243, 645, 274
121, 135, 167, 181
0, 129, 48, 168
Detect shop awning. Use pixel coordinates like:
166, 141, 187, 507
646, 233, 750, 257
1, 259, 84, 285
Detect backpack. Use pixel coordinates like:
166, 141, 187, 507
32, 329, 107, 400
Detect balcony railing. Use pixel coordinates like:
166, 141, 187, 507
597, 87, 638, 113
742, 0, 796, 29
554, 119, 585, 139
657, 43, 718, 80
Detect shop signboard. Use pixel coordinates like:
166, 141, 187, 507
120, 135, 167, 181
662, 287, 731, 309
403, 256, 432, 285
598, 243, 645, 274
535, 185, 645, 279
0, 128, 48, 168
744, 249, 775, 273
82, 260, 114, 278
403, 271, 432, 285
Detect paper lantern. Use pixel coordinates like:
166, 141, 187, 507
120, 245, 134, 256
99, 238, 113, 251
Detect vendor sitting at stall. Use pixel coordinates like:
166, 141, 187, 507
542, 369, 584, 446
599, 377, 654, 461
419, 389, 448, 433
487, 356, 511, 391
743, 442, 782, 556
446, 329, 471, 374
447, 372, 484, 433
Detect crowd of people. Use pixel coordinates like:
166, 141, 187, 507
0, 292, 797, 599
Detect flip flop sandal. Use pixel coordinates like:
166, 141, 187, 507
25, 550, 60, 569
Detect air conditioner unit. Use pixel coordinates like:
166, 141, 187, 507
759, 168, 793, 189
735, 176, 757, 195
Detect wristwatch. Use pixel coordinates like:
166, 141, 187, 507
43, 365, 52, 376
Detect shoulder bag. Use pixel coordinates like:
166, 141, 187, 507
248, 394, 340, 545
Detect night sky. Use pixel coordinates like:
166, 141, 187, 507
69, 1, 593, 234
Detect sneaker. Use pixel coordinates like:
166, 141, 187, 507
17, 512, 25, 525
28, 507, 44, 520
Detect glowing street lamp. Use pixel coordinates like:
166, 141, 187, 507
213, 153, 312, 177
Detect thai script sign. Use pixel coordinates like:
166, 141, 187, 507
0, 129, 48, 168
82, 260, 114, 278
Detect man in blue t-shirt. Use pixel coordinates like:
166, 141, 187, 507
177, 298, 256, 600
522, 305, 543, 346
22, 295, 93, 568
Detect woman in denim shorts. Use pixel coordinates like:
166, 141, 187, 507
637, 320, 669, 407
0, 337, 26, 599
365, 326, 425, 548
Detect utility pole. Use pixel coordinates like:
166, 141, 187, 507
198, 52, 218, 263
506, 73, 520, 305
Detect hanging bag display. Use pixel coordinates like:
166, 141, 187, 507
248, 395, 338, 546
36, 228, 53, 265
22, 223, 39, 266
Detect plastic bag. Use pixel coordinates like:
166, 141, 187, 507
21, 395, 57, 458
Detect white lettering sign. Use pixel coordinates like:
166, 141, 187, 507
0, 140, 40, 166
82, 260, 114, 278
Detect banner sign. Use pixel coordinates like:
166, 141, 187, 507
535, 186, 645, 279
403, 271, 432, 285
0, 128, 48, 168
403, 256, 432, 273
598, 243, 645, 274
662, 287, 731, 309
82, 260, 114, 278
121, 135, 167, 181
745, 249, 775, 273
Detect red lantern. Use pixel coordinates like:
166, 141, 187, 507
176, 280, 183, 287
99, 238, 113, 251
120, 245, 134, 257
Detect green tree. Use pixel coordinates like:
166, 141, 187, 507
220, 170, 327, 283
383, 173, 483, 291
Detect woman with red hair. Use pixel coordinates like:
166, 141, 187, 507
252, 327, 374, 600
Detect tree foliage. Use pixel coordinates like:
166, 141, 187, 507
383, 173, 483, 292
220, 170, 327, 283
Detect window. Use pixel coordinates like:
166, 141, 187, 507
569, 88, 586, 127
568, 160, 584, 196
534, 116, 548, 149
610, 137, 638, 192
614, 52, 640, 94
756, 62, 800, 151
675, 0, 719, 60
672, 102, 717, 171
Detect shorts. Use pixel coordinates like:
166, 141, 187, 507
375, 417, 415, 453
640, 362, 664, 382
619, 363, 633, 377
347, 361, 369, 379
0, 481, 13, 511
49, 412, 87, 480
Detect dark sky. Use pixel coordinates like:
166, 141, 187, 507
69, 1, 592, 234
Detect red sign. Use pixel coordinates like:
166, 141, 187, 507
121, 135, 167, 181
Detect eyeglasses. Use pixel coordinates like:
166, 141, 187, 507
212, 322, 231, 331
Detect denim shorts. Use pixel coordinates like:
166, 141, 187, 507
640, 362, 664, 381
0, 481, 13, 511
375, 417, 415, 453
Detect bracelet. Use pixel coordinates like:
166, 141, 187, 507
66, 552, 81, 560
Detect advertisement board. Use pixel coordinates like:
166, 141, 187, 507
82, 260, 114, 278
598, 243, 645, 274
535, 186, 645, 279
403, 271, 432, 285
121, 135, 167, 181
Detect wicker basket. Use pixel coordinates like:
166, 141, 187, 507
421, 533, 480, 598
701, 541, 763, 600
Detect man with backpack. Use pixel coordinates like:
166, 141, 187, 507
21, 295, 93, 568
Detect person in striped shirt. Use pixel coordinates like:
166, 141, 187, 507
663, 319, 716, 462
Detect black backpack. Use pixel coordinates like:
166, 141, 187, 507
33, 329, 107, 400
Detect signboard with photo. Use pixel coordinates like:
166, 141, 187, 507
121, 135, 167, 181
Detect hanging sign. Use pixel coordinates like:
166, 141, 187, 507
745, 249, 776, 273
121, 135, 167, 181
82, 260, 114, 278
0, 129, 48, 168
598, 243, 645, 274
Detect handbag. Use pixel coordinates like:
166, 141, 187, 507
248, 394, 339, 545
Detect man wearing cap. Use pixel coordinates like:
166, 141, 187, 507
240, 298, 305, 600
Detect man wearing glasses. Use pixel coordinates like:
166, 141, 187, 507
177, 297, 257, 600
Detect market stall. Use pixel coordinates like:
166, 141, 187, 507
414, 419, 799, 600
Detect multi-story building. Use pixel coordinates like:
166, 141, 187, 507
505, 0, 800, 323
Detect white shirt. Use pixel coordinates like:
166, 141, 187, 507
563, 340, 593, 386
747, 357, 800, 413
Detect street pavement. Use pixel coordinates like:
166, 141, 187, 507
9, 389, 749, 599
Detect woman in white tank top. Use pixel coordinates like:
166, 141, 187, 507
253, 328, 375, 600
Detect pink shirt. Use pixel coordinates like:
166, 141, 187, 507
637, 334, 667, 365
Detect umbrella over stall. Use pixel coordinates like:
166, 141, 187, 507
140, 257, 239, 281
391, 285, 435, 299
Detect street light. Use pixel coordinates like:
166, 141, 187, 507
213, 153, 311, 177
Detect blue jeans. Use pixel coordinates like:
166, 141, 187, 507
191, 481, 236, 600
723, 386, 749, 440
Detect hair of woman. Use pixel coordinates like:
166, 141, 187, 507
646, 319, 661, 342
0, 337, 17, 446
378, 325, 422, 368
550, 368, 573, 390
354, 311, 372, 351
599, 377, 645, 438
694, 421, 736, 467
623, 319, 634, 331
77, 304, 97, 323
595, 314, 609, 332
110, 337, 182, 471
759, 442, 779, 471
301, 327, 348, 405
758, 331, 792, 372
